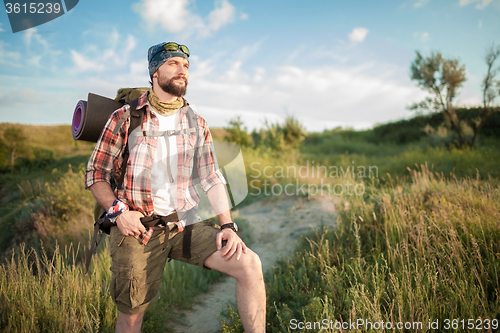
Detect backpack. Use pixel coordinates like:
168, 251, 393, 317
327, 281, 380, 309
84, 97, 200, 273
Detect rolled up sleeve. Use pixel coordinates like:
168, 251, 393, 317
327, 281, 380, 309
197, 124, 226, 194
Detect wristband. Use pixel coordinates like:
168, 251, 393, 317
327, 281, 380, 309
106, 199, 129, 223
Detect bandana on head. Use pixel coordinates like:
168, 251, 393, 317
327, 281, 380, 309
148, 42, 189, 79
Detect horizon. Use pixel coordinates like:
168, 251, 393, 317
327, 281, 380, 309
1, 0, 499, 131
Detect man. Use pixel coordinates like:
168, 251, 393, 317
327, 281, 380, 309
85, 42, 266, 333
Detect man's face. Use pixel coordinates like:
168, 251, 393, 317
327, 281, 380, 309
154, 56, 190, 97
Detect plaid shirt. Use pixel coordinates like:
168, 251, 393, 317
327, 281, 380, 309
85, 91, 226, 217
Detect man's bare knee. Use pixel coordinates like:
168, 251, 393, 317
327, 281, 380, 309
237, 251, 263, 280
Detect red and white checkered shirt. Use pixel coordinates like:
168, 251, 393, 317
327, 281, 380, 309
85, 91, 226, 217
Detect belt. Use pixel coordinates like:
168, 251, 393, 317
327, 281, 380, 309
139, 211, 179, 249
138, 209, 195, 258
140, 211, 179, 228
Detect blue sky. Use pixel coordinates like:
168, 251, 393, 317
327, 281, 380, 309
0, 0, 499, 131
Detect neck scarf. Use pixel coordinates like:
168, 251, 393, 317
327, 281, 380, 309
148, 89, 184, 116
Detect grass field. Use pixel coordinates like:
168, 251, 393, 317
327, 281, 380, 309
220, 165, 500, 332
0, 111, 499, 332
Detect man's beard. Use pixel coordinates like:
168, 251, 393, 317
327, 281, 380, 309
158, 74, 188, 97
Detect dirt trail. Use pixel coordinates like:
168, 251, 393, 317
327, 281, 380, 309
171, 195, 337, 333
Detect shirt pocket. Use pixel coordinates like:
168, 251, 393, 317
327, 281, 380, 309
183, 128, 199, 150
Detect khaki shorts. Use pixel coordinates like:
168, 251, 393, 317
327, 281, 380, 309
109, 220, 221, 314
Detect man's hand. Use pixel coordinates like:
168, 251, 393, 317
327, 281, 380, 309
216, 228, 247, 261
116, 211, 146, 237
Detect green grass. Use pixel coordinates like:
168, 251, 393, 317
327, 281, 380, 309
221, 165, 500, 332
0, 244, 116, 333
0, 163, 96, 262
0, 213, 256, 333
301, 137, 500, 180
0, 240, 228, 333
2, 120, 500, 332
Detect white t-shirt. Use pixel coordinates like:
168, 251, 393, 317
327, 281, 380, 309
150, 108, 180, 216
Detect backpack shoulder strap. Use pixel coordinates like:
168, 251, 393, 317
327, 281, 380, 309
185, 107, 201, 185
186, 106, 198, 129
117, 98, 144, 190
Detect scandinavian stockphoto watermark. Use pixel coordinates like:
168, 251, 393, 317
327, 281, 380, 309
289, 318, 499, 331
3, 0, 79, 33
249, 160, 378, 199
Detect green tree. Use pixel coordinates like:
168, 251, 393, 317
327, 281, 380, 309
470, 43, 500, 148
224, 116, 252, 148
262, 116, 307, 152
262, 120, 286, 152
410, 51, 467, 147
282, 116, 307, 148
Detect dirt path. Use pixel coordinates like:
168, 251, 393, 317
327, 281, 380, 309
171, 195, 337, 333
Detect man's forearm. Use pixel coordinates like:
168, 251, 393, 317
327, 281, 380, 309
207, 183, 232, 225
89, 181, 118, 211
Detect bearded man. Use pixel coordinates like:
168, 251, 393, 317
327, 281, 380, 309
85, 42, 266, 333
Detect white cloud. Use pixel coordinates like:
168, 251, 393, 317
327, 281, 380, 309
0, 22, 5, 32
0, 75, 85, 124
478, 20, 483, 28
188, 61, 427, 130
70, 32, 137, 73
208, 0, 236, 31
133, 0, 243, 37
71, 50, 106, 72
130, 60, 148, 77
124, 35, 137, 56
414, 0, 430, 8
23, 28, 51, 51
233, 40, 264, 62
28, 55, 42, 67
0, 41, 22, 68
348, 27, 369, 43
253, 67, 266, 83
134, 0, 192, 33
459, 0, 493, 9
414, 31, 430, 43
18, 28, 63, 71
24, 29, 36, 48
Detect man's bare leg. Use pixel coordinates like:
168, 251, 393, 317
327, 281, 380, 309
115, 311, 144, 333
204, 249, 266, 333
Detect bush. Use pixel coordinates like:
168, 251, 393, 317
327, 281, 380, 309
0, 164, 95, 261
224, 117, 252, 148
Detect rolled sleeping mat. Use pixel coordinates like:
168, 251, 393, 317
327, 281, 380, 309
72, 93, 124, 142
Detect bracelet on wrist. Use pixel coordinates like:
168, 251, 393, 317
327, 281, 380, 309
106, 199, 129, 223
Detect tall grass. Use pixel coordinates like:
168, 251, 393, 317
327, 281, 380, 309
0, 240, 227, 332
0, 217, 253, 332
0, 244, 116, 333
221, 165, 500, 332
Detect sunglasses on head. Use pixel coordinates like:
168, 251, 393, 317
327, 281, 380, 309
153, 42, 190, 59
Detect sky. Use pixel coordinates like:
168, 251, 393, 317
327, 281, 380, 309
0, 0, 499, 131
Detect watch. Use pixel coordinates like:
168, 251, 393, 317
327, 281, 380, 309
220, 222, 238, 233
